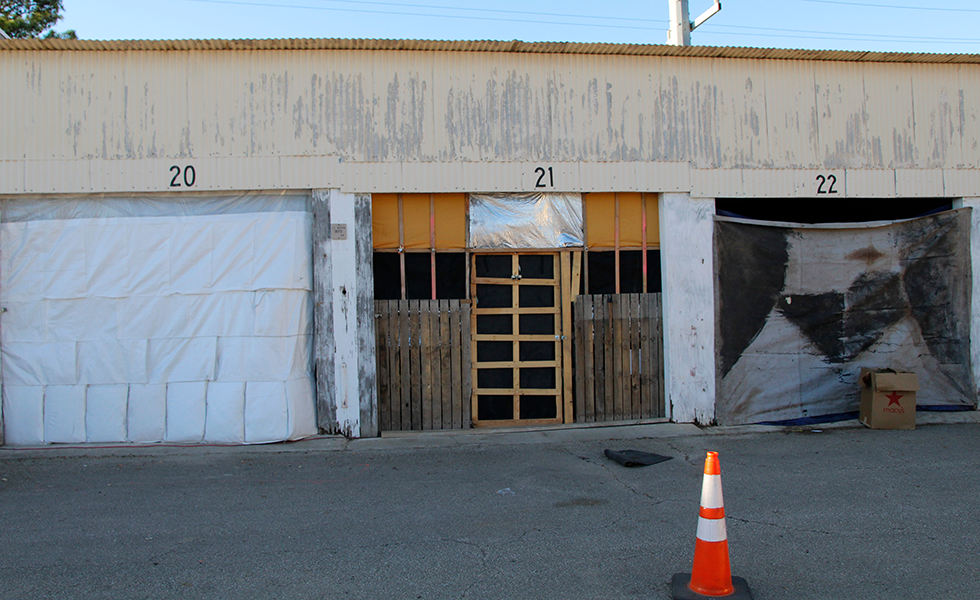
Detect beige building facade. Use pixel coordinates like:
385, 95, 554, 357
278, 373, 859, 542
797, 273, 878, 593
1, 38, 977, 444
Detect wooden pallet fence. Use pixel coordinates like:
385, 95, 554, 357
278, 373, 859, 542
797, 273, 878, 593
375, 299, 472, 431
573, 293, 665, 422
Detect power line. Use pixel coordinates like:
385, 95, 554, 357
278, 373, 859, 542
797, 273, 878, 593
299, 0, 664, 24
700, 28, 980, 45
182, 0, 980, 45
710, 23, 980, 44
800, 0, 980, 13
185, 0, 665, 31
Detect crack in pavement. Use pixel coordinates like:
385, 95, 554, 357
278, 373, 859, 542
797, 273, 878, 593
442, 538, 498, 600
726, 515, 836, 535
663, 439, 698, 467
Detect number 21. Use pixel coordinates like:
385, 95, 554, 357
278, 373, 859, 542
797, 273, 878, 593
534, 166, 554, 188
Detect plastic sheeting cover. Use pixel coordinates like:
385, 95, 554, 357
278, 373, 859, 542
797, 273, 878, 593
1, 192, 318, 445
714, 209, 974, 425
468, 193, 583, 249
0, 191, 310, 222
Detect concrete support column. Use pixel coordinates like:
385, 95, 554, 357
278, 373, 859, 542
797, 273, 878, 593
659, 193, 716, 424
952, 198, 980, 400
312, 189, 377, 438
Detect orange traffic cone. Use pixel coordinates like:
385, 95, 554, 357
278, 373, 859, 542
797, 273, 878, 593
671, 451, 753, 600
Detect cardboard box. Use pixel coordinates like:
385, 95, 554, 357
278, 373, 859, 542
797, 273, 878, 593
859, 368, 918, 430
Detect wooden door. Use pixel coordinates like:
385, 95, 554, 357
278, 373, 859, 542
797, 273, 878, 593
470, 253, 573, 426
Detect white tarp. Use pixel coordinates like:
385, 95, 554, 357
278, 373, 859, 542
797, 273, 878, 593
1, 192, 317, 445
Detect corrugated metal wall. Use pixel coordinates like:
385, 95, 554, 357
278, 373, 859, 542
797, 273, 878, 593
1, 48, 977, 193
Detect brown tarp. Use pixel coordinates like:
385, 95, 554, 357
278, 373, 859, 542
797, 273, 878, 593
714, 209, 974, 425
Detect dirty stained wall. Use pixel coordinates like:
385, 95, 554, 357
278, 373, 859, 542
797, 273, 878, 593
2, 48, 978, 172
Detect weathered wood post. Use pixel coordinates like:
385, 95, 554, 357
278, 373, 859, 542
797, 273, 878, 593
312, 189, 378, 438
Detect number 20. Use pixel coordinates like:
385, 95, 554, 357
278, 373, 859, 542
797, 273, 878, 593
169, 165, 196, 188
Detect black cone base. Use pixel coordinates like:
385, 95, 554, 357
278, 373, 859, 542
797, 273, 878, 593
671, 573, 753, 600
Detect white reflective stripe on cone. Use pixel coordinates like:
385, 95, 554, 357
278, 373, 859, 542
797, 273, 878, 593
699, 474, 724, 509
696, 516, 728, 543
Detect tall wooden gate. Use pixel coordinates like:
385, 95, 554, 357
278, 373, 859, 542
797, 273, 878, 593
572, 293, 665, 422
469, 253, 574, 427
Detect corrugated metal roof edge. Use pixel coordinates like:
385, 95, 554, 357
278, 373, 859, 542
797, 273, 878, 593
1, 37, 979, 64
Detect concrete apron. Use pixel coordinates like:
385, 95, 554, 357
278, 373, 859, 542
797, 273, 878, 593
1, 410, 978, 459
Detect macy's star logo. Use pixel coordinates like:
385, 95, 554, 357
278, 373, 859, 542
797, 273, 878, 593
885, 392, 903, 406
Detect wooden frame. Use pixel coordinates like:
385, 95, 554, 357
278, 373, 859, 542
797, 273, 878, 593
470, 252, 571, 428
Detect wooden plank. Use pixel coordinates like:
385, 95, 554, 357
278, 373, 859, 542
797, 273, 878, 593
593, 296, 606, 421
461, 302, 473, 428
639, 294, 654, 420
376, 302, 391, 431
311, 189, 336, 433
398, 299, 412, 431
560, 252, 574, 424
386, 301, 400, 430
656, 293, 666, 418
432, 300, 444, 429
470, 254, 480, 426
472, 333, 559, 342
471, 387, 562, 395
354, 193, 379, 438
625, 295, 632, 420
429, 300, 443, 429
449, 300, 463, 429
511, 255, 521, 423
612, 294, 625, 422
629, 293, 641, 420
573, 298, 586, 423
440, 299, 453, 430
472, 307, 557, 315
604, 295, 616, 421
382, 303, 395, 431
420, 300, 434, 430
583, 295, 596, 423
469, 360, 559, 369
409, 300, 423, 430
623, 294, 633, 420
472, 277, 558, 285
571, 251, 582, 299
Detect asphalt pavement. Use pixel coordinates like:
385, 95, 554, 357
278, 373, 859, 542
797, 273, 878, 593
2, 414, 979, 599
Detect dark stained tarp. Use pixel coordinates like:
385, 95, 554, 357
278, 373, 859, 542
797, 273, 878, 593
714, 209, 974, 425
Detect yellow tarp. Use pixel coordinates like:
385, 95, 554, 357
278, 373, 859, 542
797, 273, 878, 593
373, 193, 466, 249
585, 193, 659, 248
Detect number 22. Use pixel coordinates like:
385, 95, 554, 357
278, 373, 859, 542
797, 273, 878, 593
815, 174, 838, 194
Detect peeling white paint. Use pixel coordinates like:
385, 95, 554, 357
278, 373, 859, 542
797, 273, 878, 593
3, 51, 978, 172
329, 190, 361, 435
660, 193, 716, 424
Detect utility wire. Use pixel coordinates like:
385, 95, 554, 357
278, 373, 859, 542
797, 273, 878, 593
699, 29, 980, 44
183, 0, 980, 44
186, 0, 665, 31
710, 23, 979, 43
298, 0, 664, 24
801, 0, 980, 13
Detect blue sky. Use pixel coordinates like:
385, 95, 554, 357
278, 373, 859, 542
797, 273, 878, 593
59, 0, 980, 54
